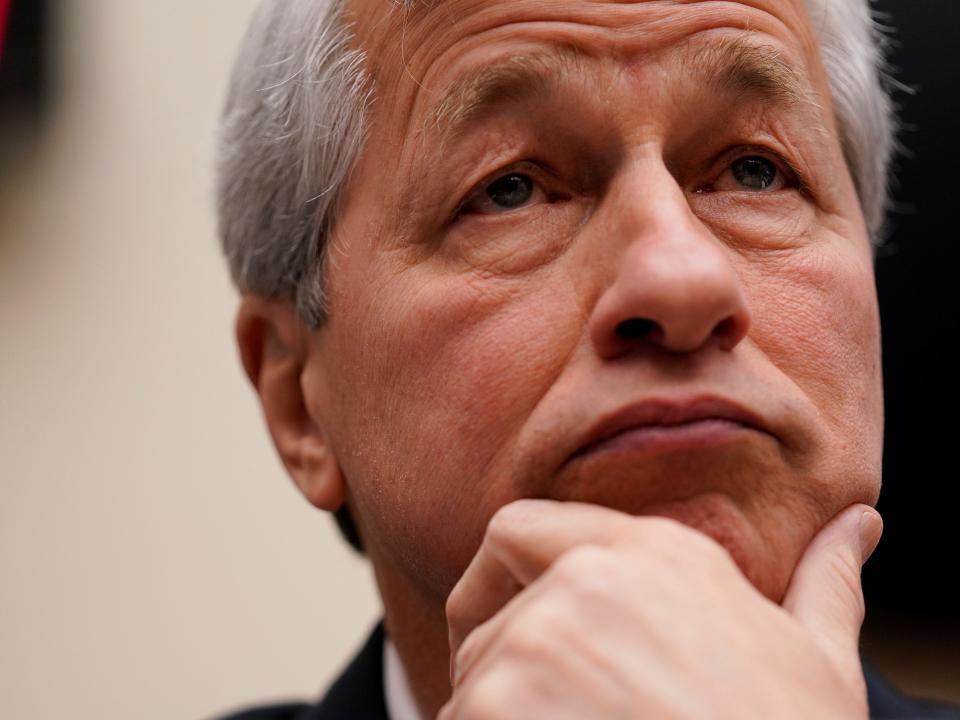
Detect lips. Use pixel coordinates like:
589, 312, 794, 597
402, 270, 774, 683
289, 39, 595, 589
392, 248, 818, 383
567, 396, 772, 464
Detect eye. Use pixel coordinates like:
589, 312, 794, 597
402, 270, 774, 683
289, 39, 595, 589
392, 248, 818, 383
459, 169, 549, 216
715, 155, 786, 192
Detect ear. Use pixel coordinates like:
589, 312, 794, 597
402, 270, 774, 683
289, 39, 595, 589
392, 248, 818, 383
235, 295, 345, 512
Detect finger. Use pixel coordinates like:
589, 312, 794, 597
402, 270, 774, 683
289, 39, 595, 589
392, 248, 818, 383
451, 541, 651, 691
450, 561, 550, 688
446, 500, 641, 664
781, 503, 883, 672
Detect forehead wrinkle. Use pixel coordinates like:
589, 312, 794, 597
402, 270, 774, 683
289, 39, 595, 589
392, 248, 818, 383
364, 0, 817, 69
355, 0, 827, 141
425, 31, 819, 152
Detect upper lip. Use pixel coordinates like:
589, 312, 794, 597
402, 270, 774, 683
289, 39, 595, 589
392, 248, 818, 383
568, 396, 771, 462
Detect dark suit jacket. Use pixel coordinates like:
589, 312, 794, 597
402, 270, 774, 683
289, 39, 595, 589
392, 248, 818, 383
216, 622, 960, 720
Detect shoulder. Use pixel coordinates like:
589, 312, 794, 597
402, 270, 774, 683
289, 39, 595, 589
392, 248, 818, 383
214, 628, 960, 720
865, 665, 960, 719
211, 622, 389, 720
214, 704, 315, 720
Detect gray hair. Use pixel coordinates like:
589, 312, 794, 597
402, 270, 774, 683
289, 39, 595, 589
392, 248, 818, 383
216, 0, 897, 328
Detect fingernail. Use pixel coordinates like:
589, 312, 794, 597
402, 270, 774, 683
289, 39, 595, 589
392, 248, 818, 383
859, 510, 883, 564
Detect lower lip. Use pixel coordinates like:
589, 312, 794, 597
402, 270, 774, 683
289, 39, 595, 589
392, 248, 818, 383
574, 419, 755, 462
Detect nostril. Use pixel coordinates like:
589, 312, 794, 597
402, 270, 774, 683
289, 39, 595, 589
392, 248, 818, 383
616, 318, 658, 340
715, 317, 736, 339
713, 315, 747, 350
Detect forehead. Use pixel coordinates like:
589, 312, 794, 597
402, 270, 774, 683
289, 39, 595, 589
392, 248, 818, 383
349, 0, 823, 83
345, 0, 832, 161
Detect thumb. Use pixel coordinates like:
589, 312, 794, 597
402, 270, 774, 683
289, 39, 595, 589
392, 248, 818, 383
782, 504, 883, 671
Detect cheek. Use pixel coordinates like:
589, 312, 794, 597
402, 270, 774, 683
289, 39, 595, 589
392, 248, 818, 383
746, 239, 883, 506
324, 260, 582, 593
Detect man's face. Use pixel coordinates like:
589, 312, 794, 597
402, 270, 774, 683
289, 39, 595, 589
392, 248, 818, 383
306, 0, 883, 604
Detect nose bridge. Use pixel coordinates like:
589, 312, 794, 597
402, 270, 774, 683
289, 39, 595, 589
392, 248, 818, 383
616, 185, 731, 302
607, 152, 706, 253
588, 158, 751, 357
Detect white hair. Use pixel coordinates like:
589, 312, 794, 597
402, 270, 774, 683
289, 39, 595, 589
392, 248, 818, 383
216, 0, 897, 327
217, 0, 370, 326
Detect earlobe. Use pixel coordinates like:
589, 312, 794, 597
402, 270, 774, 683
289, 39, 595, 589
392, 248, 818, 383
235, 295, 347, 512
296, 429, 347, 511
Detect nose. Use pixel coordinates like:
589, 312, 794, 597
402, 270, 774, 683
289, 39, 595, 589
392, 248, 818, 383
588, 166, 750, 359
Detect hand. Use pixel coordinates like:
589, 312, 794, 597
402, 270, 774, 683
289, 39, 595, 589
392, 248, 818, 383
440, 500, 883, 719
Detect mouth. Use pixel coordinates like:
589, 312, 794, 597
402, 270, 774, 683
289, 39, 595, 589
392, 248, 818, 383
567, 396, 773, 465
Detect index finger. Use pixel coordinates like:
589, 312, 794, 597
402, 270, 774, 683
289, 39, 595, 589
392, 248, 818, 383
444, 499, 647, 658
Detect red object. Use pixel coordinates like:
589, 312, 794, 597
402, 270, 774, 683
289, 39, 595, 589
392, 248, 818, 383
0, 0, 10, 63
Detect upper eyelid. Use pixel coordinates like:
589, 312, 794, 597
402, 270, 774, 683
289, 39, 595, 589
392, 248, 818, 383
477, 161, 555, 190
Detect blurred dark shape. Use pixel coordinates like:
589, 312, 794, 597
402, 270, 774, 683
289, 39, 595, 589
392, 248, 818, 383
0, 0, 48, 117
863, 0, 960, 625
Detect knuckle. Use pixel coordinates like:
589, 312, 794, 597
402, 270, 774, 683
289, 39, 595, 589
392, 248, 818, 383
453, 631, 479, 674
637, 514, 686, 537
640, 516, 733, 567
691, 531, 735, 568
551, 545, 618, 598
460, 668, 516, 720
498, 598, 574, 664
502, 619, 552, 660
622, 516, 688, 557
486, 501, 531, 543
659, 517, 713, 553
445, 584, 467, 625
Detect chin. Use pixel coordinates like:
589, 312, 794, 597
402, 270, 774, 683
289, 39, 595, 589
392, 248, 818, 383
549, 446, 802, 601
636, 493, 794, 601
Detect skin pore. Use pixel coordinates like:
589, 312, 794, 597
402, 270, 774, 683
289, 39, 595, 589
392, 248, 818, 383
241, 1, 885, 716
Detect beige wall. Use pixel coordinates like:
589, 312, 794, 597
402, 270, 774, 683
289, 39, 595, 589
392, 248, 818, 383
0, 2, 380, 718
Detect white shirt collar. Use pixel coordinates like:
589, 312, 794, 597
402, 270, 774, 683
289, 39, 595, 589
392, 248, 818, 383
383, 636, 425, 720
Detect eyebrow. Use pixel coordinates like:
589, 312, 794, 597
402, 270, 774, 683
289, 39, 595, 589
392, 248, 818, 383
688, 35, 807, 107
429, 49, 582, 140
427, 36, 812, 144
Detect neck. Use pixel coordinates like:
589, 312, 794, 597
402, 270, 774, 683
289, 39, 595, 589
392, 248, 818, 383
373, 560, 453, 719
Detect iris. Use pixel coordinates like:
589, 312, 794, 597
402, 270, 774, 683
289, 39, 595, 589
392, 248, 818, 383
731, 157, 778, 190
486, 173, 534, 209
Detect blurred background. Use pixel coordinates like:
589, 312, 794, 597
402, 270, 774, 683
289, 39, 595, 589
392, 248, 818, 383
858, 0, 960, 703
0, 2, 380, 718
0, 1, 955, 718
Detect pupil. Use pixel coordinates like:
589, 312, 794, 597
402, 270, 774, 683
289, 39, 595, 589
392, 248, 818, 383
732, 157, 776, 190
487, 174, 534, 208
